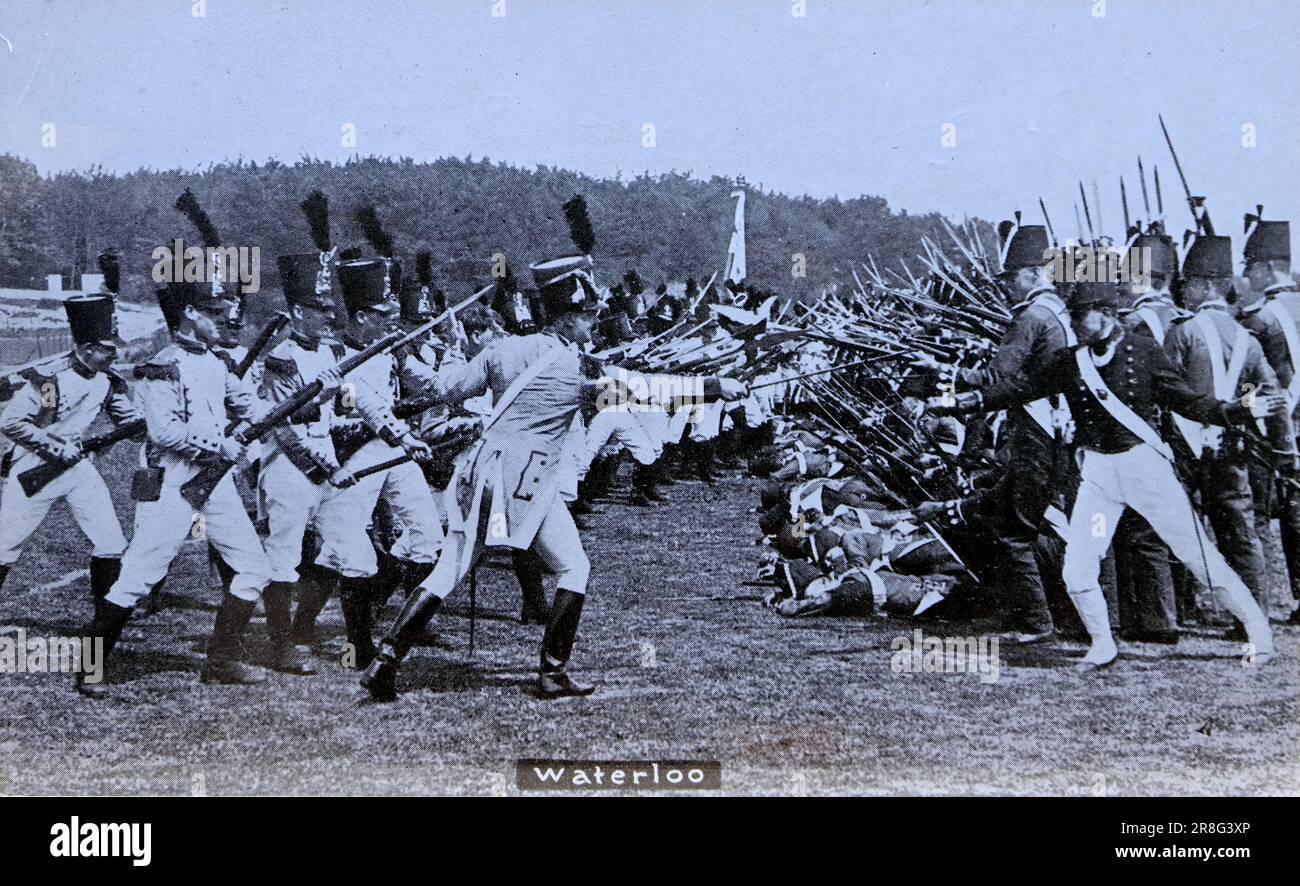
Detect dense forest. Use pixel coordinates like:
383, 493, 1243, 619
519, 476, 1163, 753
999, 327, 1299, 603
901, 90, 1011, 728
0, 153, 985, 303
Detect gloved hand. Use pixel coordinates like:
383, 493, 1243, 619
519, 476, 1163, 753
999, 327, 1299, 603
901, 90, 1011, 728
402, 434, 433, 464
923, 391, 981, 417
47, 437, 83, 464
317, 366, 344, 398
330, 467, 357, 489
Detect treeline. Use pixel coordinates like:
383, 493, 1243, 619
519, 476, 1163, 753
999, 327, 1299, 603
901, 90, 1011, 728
0, 152, 984, 303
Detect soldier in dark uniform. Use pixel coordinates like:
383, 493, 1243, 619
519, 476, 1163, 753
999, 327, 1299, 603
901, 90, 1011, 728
1164, 233, 1293, 621
1114, 231, 1185, 642
926, 279, 1277, 668
948, 221, 1073, 644
1237, 213, 1300, 623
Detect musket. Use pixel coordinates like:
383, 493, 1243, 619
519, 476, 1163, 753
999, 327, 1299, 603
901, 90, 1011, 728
1074, 203, 1085, 244
345, 431, 477, 482
1092, 181, 1104, 240
1137, 156, 1152, 217
1153, 165, 1165, 219
233, 312, 290, 379
1038, 198, 1057, 246
1120, 177, 1131, 234
1158, 113, 1213, 235
180, 291, 481, 511
16, 419, 147, 497
1079, 181, 1096, 243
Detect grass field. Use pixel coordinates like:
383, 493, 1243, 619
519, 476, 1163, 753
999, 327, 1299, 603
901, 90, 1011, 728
1, 451, 1297, 796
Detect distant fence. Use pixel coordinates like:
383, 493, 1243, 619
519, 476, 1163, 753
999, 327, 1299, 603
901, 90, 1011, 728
0, 331, 76, 369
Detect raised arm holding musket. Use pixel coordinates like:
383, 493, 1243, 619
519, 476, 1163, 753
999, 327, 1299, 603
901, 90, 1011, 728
924, 279, 1277, 669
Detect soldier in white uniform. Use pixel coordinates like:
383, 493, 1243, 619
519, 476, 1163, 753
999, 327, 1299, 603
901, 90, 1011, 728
80, 280, 283, 697
255, 251, 353, 674
0, 294, 142, 603
361, 250, 746, 701
307, 258, 440, 666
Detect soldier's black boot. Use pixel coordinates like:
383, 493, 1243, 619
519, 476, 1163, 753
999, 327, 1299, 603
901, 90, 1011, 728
386, 560, 440, 648
88, 557, 121, 601
338, 576, 378, 669
289, 563, 337, 648
537, 589, 595, 699
262, 582, 316, 675
76, 598, 133, 699
202, 593, 268, 685
514, 549, 550, 625
629, 462, 653, 507
656, 447, 677, 486
360, 591, 444, 702
694, 439, 716, 484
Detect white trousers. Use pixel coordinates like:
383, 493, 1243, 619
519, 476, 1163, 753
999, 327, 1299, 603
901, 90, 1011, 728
257, 453, 329, 583
1063, 445, 1254, 601
314, 438, 442, 578
0, 458, 127, 566
107, 456, 271, 606
421, 494, 590, 601
581, 406, 661, 475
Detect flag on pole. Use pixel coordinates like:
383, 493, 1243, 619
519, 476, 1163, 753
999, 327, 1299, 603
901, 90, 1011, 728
725, 189, 746, 284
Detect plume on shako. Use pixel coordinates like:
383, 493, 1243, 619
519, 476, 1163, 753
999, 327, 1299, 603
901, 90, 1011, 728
530, 193, 600, 317
355, 204, 399, 301
175, 188, 228, 297
97, 248, 121, 298
563, 194, 596, 256
300, 190, 337, 294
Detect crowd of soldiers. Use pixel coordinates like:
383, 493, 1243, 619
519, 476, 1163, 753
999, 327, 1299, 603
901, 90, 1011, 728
750, 191, 1299, 672
0, 189, 765, 702
2, 170, 1297, 705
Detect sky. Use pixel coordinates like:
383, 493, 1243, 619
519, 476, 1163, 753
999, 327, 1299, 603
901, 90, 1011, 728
2, 0, 1298, 254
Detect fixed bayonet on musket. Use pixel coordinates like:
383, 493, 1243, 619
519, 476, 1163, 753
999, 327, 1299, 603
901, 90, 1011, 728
1038, 197, 1057, 246
1137, 156, 1152, 217
1079, 181, 1096, 243
1120, 177, 1131, 234
1158, 113, 1214, 236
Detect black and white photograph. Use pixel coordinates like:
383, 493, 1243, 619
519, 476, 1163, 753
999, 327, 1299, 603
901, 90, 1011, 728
0, 0, 1295, 850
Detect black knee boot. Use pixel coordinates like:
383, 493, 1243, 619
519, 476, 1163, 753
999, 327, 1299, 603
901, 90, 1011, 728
693, 439, 716, 484
360, 588, 445, 702
263, 582, 316, 675
338, 575, 377, 669
538, 589, 595, 699
75, 598, 133, 699
88, 557, 121, 602
289, 563, 337, 648
514, 549, 550, 625
202, 593, 267, 685
398, 560, 440, 646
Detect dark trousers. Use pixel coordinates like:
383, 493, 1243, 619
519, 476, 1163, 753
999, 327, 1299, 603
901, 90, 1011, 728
991, 422, 1056, 634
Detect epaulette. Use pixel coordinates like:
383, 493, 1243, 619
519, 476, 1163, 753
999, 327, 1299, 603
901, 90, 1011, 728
18, 354, 69, 386
133, 362, 181, 382
263, 353, 297, 376
1240, 301, 1264, 316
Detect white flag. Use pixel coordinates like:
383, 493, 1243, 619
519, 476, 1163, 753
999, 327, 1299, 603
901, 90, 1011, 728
724, 189, 746, 284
